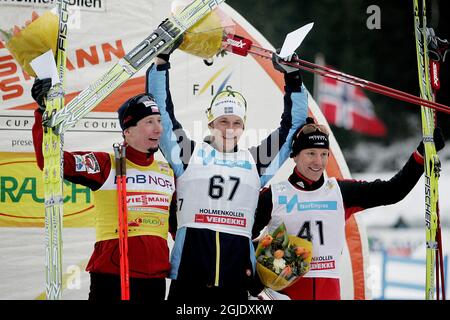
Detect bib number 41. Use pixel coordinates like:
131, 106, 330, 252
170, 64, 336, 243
297, 220, 324, 245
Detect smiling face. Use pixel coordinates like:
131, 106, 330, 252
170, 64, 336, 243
123, 114, 162, 153
293, 148, 329, 181
208, 115, 244, 153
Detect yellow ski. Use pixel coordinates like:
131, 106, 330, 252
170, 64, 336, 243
42, 0, 69, 300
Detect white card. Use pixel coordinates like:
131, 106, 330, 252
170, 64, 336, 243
279, 22, 314, 58
30, 49, 60, 85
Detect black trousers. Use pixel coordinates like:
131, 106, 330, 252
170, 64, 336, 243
88, 272, 166, 301
168, 280, 249, 302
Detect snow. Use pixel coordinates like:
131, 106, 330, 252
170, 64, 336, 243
354, 163, 450, 228
351, 141, 450, 299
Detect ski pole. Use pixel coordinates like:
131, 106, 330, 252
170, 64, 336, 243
249, 39, 450, 112
436, 206, 446, 300
223, 35, 450, 114
288, 56, 449, 111
113, 143, 130, 300
120, 143, 130, 300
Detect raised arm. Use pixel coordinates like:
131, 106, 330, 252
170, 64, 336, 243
146, 61, 195, 178
31, 78, 111, 190
249, 53, 308, 187
32, 108, 111, 190
339, 128, 445, 219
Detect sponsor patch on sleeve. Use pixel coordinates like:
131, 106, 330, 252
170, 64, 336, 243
74, 155, 86, 172
84, 153, 100, 174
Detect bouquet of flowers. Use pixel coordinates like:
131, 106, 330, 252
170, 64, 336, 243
255, 223, 312, 291
171, 0, 235, 59
0, 11, 58, 77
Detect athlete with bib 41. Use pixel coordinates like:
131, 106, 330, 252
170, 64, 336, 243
31, 79, 176, 300
252, 117, 445, 300
146, 47, 308, 301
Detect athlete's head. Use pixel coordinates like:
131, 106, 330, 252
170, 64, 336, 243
291, 117, 330, 181
117, 93, 162, 154
206, 89, 247, 153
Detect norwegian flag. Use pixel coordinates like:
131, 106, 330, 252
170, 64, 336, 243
317, 75, 387, 137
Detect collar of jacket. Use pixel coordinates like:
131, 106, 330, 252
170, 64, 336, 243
126, 145, 155, 166
288, 167, 324, 191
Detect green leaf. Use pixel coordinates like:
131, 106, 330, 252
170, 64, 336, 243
0, 29, 12, 42
264, 247, 273, 258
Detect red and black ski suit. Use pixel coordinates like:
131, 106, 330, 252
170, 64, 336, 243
32, 109, 177, 300
252, 151, 425, 300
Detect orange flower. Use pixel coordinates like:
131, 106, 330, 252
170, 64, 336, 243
260, 235, 273, 248
295, 247, 311, 259
13, 26, 21, 36
32, 11, 39, 22
4, 10, 58, 77
280, 265, 292, 278
274, 249, 284, 259
25, 12, 39, 27
275, 230, 285, 239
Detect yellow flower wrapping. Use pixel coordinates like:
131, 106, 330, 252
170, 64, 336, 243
178, 11, 224, 59
6, 11, 58, 77
256, 235, 313, 292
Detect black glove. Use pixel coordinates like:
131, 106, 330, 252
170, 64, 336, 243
31, 77, 52, 111
427, 27, 449, 62
272, 50, 299, 73
157, 34, 184, 63
272, 49, 302, 88
417, 127, 445, 156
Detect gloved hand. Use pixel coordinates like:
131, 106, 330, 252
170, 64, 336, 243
156, 33, 184, 63
31, 77, 52, 111
417, 127, 445, 156
427, 28, 449, 62
272, 49, 302, 88
272, 50, 299, 74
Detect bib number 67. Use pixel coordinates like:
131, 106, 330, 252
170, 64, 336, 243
208, 175, 240, 201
